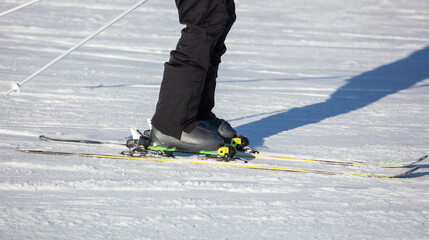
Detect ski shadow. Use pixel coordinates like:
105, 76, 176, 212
403, 164, 429, 178
236, 46, 429, 148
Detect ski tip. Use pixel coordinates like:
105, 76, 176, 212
404, 155, 428, 167
39, 135, 52, 142
393, 165, 421, 178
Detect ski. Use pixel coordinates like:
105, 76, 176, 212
16, 148, 420, 178
243, 153, 428, 168
39, 135, 427, 168
39, 135, 126, 146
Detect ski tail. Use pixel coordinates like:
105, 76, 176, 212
39, 135, 125, 146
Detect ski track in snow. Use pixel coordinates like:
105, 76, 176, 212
1, 0, 429, 239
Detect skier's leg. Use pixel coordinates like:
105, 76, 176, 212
150, 0, 230, 150
197, 0, 236, 121
197, 0, 237, 140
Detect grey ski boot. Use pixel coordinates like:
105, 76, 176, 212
150, 123, 224, 151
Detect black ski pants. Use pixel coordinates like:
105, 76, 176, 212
151, 0, 236, 139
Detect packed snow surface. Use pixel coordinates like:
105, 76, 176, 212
1, 0, 429, 239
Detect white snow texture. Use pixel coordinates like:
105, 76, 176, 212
1, 0, 428, 239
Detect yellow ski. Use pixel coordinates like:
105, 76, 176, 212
17, 148, 420, 178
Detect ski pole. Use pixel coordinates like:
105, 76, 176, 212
2, 0, 150, 97
0, 0, 40, 17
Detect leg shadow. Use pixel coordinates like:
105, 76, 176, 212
236, 46, 429, 147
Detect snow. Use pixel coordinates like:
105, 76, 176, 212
1, 0, 429, 239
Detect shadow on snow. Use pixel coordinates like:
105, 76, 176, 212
236, 46, 429, 148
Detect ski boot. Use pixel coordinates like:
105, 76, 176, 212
150, 124, 238, 160
149, 123, 224, 151
125, 125, 238, 160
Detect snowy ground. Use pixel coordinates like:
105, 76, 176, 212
1, 0, 429, 239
